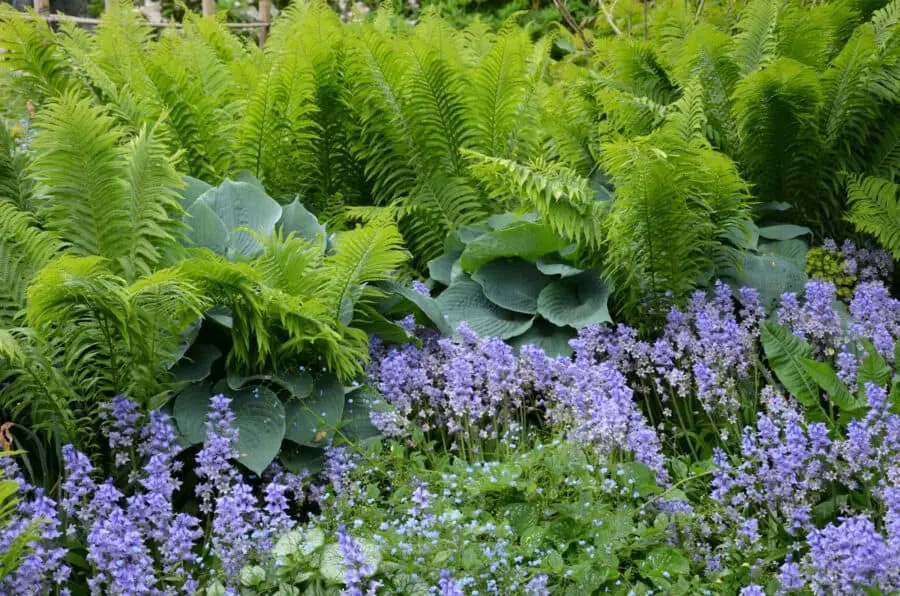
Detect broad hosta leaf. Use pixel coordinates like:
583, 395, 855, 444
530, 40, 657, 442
537, 272, 611, 328
535, 253, 583, 278
428, 252, 460, 286
279, 198, 326, 251
186, 200, 229, 256
459, 221, 566, 272
196, 180, 283, 260
507, 320, 576, 357
284, 374, 345, 446
172, 343, 222, 384
472, 258, 554, 314
380, 282, 453, 335
174, 385, 286, 474
279, 442, 324, 475
436, 277, 533, 339
179, 176, 213, 210
762, 323, 820, 410
486, 212, 539, 230
341, 385, 394, 441
757, 224, 812, 240
226, 369, 314, 399
721, 240, 807, 312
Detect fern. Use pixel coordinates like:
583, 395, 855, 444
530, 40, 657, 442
0, 119, 34, 212
0, 6, 71, 102
733, 58, 826, 227
465, 150, 605, 252
0, 202, 60, 326
731, 0, 781, 75
845, 174, 900, 258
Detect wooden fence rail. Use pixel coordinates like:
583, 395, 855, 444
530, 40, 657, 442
26, 0, 273, 45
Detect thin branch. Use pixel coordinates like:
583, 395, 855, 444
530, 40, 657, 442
552, 0, 592, 48
596, 0, 622, 36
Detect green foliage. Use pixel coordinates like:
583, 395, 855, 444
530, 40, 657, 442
806, 245, 857, 300
428, 215, 607, 354
845, 174, 900, 259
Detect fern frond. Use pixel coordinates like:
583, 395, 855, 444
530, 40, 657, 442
0, 202, 60, 326
30, 91, 131, 260
120, 120, 187, 279
251, 231, 323, 295
317, 220, 408, 324
733, 58, 826, 227
464, 150, 604, 252
0, 119, 34, 211
731, 0, 781, 75
0, 6, 71, 101
845, 174, 900, 259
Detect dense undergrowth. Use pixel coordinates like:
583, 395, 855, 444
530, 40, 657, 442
0, 0, 899, 593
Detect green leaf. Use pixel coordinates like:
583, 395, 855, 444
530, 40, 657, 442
196, 180, 283, 260
536, 271, 611, 328
173, 385, 286, 474
459, 221, 566, 272
436, 277, 534, 339
428, 253, 460, 286
472, 258, 554, 314
800, 358, 863, 414
341, 385, 393, 442
380, 282, 453, 335
761, 322, 820, 409
507, 320, 575, 357
225, 369, 314, 400
172, 343, 222, 384
232, 170, 266, 191
639, 546, 690, 582
284, 374, 345, 447
186, 200, 229, 256
279, 442, 324, 475
279, 198, 327, 251
535, 253, 584, 278
320, 540, 380, 583
179, 176, 213, 210
722, 243, 807, 312
757, 224, 812, 240
858, 341, 892, 390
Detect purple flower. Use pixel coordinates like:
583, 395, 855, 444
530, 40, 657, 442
195, 394, 239, 512
86, 506, 157, 594
739, 585, 765, 596
101, 395, 142, 467
849, 282, 899, 362
211, 480, 261, 580
323, 445, 358, 496
525, 574, 549, 595
437, 570, 465, 596
805, 516, 899, 593
337, 524, 375, 595
60, 445, 96, 521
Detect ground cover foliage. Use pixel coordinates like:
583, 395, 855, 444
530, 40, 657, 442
0, 0, 899, 593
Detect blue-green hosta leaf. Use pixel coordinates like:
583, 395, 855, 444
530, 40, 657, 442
380, 282, 453, 335
459, 221, 567, 272
536, 271, 611, 328
721, 240, 807, 312
436, 277, 533, 339
486, 212, 539, 230
284, 374, 345, 446
279, 442, 324, 475
186, 200, 229, 256
341, 385, 394, 441
472, 258, 554, 314
428, 252, 460, 286
172, 343, 222, 384
757, 224, 812, 240
232, 170, 266, 191
197, 180, 283, 260
507, 321, 576, 357
279, 198, 326, 251
226, 369, 314, 399
535, 253, 584, 278
179, 176, 213, 210
174, 385, 286, 475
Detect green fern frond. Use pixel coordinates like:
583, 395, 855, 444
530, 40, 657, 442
251, 230, 323, 296
0, 6, 71, 101
845, 174, 900, 258
120, 120, 187, 279
0, 202, 60, 326
464, 150, 604, 252
733, 58, 826, 227
30, 92, 131, 260
317, 220, 408, 325
731, 0, 781, 75
0, 119, 35, 211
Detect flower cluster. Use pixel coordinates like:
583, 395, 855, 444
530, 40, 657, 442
1, 395, 306, 594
